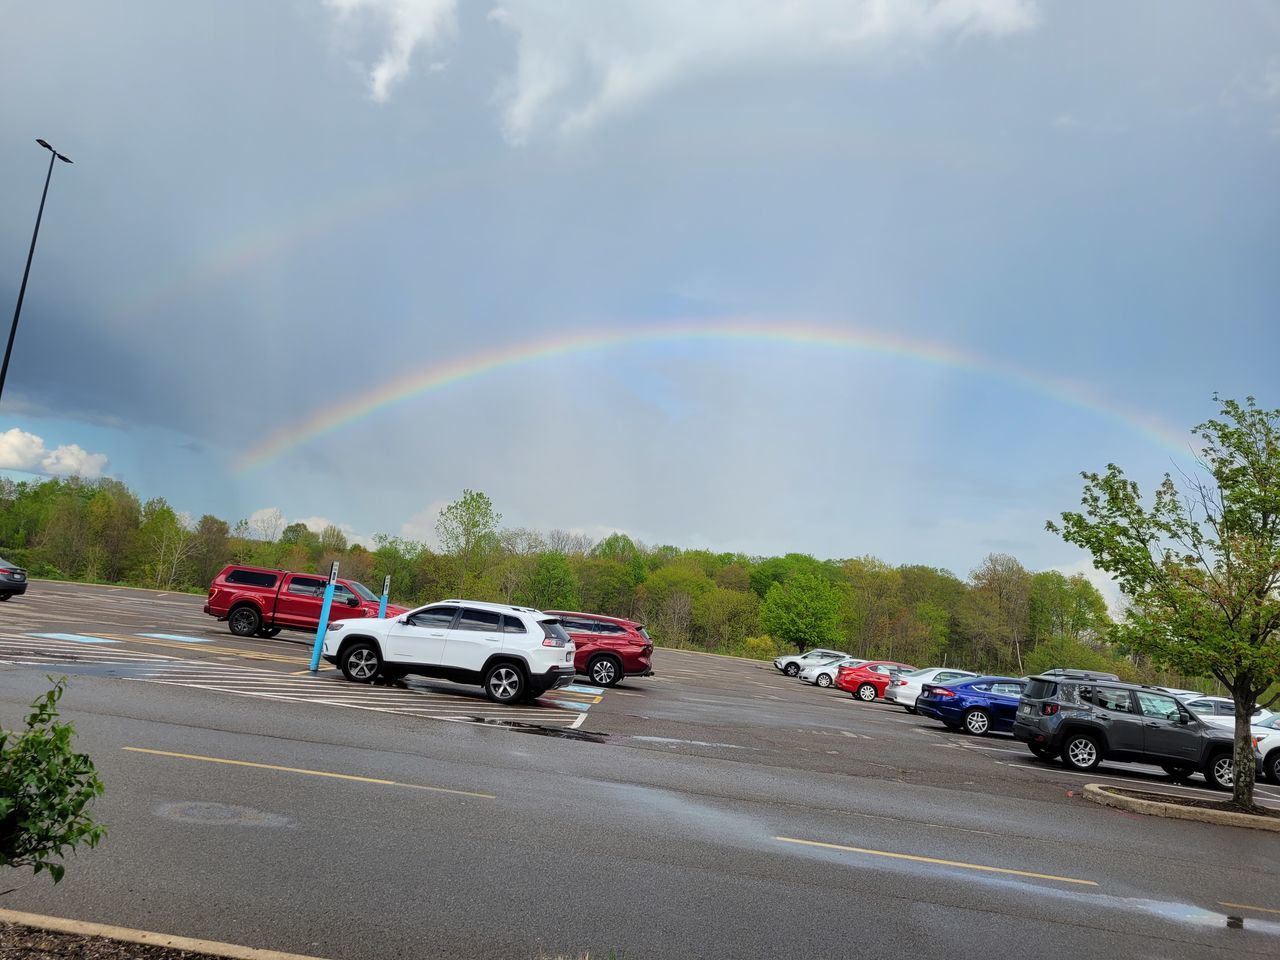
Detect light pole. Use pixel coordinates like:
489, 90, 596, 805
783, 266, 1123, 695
1, 139, 73, 407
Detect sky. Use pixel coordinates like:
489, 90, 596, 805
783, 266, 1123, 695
1, 1, 1278, 599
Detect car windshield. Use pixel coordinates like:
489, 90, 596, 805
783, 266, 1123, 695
346, 581, 378, 601
1253, 714, 1280, 730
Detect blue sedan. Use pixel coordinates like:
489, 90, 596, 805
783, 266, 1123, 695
917, 676, 1027, 736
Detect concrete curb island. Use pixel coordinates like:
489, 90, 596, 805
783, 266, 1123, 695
0, 908, 332, 960
1083, 783, 1280, 832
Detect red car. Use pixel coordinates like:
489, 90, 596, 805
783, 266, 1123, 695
204, 564, 408, 638
835, 660, 917, 702
545, 610, 655, 687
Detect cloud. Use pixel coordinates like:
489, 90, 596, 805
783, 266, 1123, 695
399, 498, 450, 547
325, 0, 457, 102
0, 428, 110, 478
323, 0, 1037, 139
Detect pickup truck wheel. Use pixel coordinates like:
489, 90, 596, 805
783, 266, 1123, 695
1062, 733, 1102, 771
340, 642, 382, 683
484, 663, 526, 704
1203, 752, 1234, 791
228, 606, 261, 637
256, 627, 281, 639
587, 655, 622, 687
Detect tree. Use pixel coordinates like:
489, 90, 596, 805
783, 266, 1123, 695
189, 514, 231, 586
1, 681, 105, 883
970, 554, 1032, 672
319, 524, 348, 553
760, 573, 840, 651
138, 498, 196, 589
436, 490, 501, 592
251, 508, 284, 544
1050, 396, 1280, 811
518, 553, 580, 610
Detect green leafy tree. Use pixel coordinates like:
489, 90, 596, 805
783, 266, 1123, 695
760, 573, 840, 651
1050, 396, 1280, 811
1, 680, 105, 883
436, 490, 502, 593
518, 553, 580, 610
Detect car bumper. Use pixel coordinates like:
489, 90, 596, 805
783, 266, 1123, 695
530, 665, 577, 694
1, 580, 27, 595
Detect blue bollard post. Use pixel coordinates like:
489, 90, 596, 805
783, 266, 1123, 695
377, 574, 390, 619
309, 561, 339, 673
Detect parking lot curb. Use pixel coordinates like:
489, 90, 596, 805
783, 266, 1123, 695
0, 908, 333, 960
1083, 784, 1280, 832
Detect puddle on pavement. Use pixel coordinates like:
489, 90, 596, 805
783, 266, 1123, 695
6, 661, 156, 680
154, 801, 295, 828
450, 717, 607, 743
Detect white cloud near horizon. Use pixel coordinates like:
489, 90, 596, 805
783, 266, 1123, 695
0, 428, 110, 478
323, 0, 1038, 139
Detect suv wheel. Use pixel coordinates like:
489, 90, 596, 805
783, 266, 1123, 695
963, 709, 991, 736
816, 673, 833, 688
1161, 764, 1194, 782
1062, 733, 1102, 771
588, 656, 622, 687
1267, 750, 1280, 785
855, 683, 877, 702
340, 642, 382, 683
485, 662, 526, 704
784, 663, 801, 677
1204, 752, 1234, 791
228, 606, 261, 637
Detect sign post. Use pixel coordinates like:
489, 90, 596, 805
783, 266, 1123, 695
309, 561, 339, 673
377, 574, 391, 620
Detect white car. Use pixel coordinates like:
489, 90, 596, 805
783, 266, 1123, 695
323, 599, 576, 703
773, 648, 849, 677
884, 667, 978, 713
1251, 714, 1280, 783
799, 656, 866, 687
1183, 696, 1274, 726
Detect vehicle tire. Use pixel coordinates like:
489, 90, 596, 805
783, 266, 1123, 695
228, 605, 261, 637
340, 641, 382, 683
963, 709, 992, 736
784, 663, 801, 677
1203, 751, 1234, 791
0, 593, 10, 601
256, 626, 282, 639
1061, 733, 1102, 772
904, 704, 917, 714
587, 655, 623, 687
855, 683, 877, 702
1029, 745, 1058, 762
1266, 750, 1280, 785
484, 662, 526, 704
1161, 764, 1195, 782
816, 673, 833, 688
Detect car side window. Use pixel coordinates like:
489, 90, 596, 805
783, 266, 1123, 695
991, 682, 1024, 696
562, 617, 594, 633
408, 606, 457, 628
594, 621, 624, 634
1134, 691, 1181, 720
501, 615, 527, 634
331, 584, 355, 602
287, 576, 326, 598
937, 672, 967, 682
1215, 703, 1235, 716
456, 608, 502, 632
1093, 687, 1133, 713
1187, 701, 1214, 715
969, 683, 990, 692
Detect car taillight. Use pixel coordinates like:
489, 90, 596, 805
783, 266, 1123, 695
932, 688, 955, 698
1041, 703, 1059, 716
543, 638, 567, 647
0, 569, 9, 575
893, 679, 908, 686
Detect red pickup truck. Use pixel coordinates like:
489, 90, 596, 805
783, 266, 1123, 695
204, 564, 408, 638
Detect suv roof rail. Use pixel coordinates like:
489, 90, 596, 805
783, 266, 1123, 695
1036, 668, 1120, 680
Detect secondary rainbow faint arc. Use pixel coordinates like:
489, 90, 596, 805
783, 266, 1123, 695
235, 319, 1191, 472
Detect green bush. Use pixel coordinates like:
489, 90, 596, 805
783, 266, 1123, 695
0, 680, 105, 883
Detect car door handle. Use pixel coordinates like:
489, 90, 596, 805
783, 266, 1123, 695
485, 637, 500, 642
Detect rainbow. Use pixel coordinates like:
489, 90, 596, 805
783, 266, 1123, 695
235, 318, 1193, 472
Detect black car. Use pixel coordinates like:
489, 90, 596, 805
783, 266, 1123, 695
0, 557, 28, 601
1013, 672, 1237, 789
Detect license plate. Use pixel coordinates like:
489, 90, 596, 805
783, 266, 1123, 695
1019, 703, 1030, 715
12, 573, 24, 581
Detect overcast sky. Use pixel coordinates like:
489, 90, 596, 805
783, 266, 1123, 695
1, 1, 1277, 593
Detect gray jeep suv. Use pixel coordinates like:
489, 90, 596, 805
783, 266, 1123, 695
1013, 672, 1238, 789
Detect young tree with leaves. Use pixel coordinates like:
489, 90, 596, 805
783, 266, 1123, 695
1050, 397, 1280, 811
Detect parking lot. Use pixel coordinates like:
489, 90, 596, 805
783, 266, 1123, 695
1, 581, 1279, 960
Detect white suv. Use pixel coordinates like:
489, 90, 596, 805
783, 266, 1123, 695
322, 600, 576, 704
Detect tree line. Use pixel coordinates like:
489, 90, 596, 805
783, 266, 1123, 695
1, 479, 1185, 683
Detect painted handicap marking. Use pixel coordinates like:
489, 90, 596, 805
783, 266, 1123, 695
29, 632, 120, 644
565, 684, 605, 695
538, 698, 590, 712
140, 633, 213, 643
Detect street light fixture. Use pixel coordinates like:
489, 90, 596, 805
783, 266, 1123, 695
1, 139, 74, 407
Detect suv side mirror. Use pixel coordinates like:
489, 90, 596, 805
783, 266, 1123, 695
1178, 711, 1190, 725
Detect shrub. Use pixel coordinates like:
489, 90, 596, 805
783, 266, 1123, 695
0, 680, 105, 883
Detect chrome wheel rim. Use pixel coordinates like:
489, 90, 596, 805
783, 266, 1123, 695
490, 667, 520, 701
817, 674, 831, 687
966, 712, 989, 734
348, 649, 377, 680
1213, 757, 1233, 787
592, 660, 616, 684
858, 685, 876, 701
1067, 739, 1096, 767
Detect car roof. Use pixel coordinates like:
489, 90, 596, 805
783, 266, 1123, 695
544, 610, 640, 627
430, 599, 551, 618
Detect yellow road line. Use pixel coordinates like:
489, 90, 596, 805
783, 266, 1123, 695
775, 836, 1097, 887
1220, 901, 1280, 916
123, 747, 495, 799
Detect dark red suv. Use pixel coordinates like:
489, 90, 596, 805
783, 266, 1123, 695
545, 610, 654, 687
